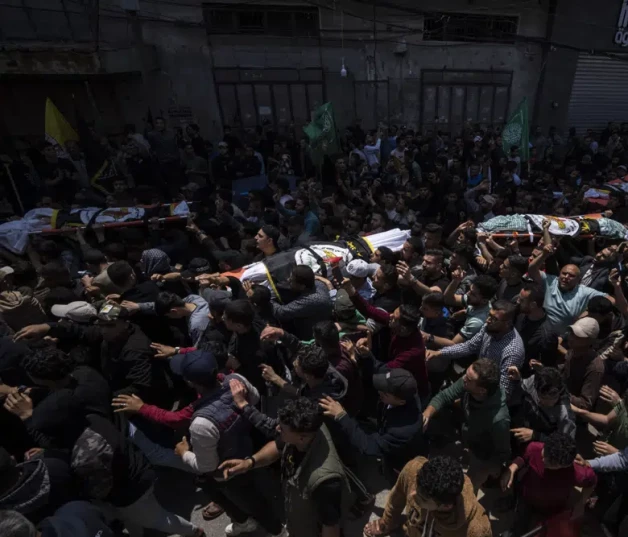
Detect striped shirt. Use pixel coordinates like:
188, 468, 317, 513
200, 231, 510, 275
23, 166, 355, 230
440, 326, 525, 398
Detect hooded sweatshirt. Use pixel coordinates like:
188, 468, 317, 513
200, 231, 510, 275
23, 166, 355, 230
0, 290, 46, 331
39, 501, 114, 537
380, 457, 492, 537
510, 375, 576, 441
430, 377, 511, 463
0, 459, 50, 514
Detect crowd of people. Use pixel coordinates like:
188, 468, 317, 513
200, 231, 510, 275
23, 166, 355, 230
2, 116, 628, 537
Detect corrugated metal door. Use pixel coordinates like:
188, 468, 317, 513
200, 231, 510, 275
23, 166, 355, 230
567, 54, 628, 133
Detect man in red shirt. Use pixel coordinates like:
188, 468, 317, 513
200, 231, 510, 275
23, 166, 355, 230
501, 432, 597, 536
341, 279, 428, 403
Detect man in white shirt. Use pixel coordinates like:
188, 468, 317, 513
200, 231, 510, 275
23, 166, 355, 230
364, 131, 382, 169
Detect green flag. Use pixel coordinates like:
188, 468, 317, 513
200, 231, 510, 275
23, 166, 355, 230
303, 102, 339, 166
502, 98, 529, 161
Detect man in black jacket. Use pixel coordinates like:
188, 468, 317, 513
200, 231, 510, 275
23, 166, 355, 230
3, 345, 111, 450
319, 368, 426, 479
14, 313, 174, 410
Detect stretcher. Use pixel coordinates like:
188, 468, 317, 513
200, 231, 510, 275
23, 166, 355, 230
0, 201, 190, 254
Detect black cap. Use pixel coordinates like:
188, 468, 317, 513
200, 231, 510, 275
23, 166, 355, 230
182, 257, 211, 278
372, 369, 417, 400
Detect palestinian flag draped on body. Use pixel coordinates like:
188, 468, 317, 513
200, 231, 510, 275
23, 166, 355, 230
45, 98, 78, 158
502, 97, 530, 161
303, 102, 339, 166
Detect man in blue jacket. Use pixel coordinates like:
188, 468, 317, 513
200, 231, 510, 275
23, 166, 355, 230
319, 368, 426, 480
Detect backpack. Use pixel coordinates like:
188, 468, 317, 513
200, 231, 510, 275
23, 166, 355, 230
70, 427, 114, 500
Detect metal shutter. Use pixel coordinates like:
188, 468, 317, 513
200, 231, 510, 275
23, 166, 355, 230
567, 53, 628, 134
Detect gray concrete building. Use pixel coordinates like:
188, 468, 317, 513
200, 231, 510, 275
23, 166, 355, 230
0, 0, 625, 141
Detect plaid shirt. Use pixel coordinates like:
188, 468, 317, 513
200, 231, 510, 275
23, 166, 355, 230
440, 326, 525, 399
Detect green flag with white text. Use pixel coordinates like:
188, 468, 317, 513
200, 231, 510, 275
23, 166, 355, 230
303, 102, 339, 166
502, 98, 529, 161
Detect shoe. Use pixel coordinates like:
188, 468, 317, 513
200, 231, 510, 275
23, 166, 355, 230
202, 501, 225, 520
225, 518, 259, 536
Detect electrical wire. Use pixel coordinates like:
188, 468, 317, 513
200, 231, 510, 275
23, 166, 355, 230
2, 0, 628, 63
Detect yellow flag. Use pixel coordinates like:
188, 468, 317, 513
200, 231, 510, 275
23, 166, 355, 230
45, 98, 78, 154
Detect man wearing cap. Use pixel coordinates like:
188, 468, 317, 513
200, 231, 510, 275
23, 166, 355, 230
346, 259, 376, 302
562, 317, 605, 411
319, 368, 426, 477
167, 349, 283, 536
50, 301, 97, 324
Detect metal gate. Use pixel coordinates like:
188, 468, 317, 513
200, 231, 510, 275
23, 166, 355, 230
420, 70, 512, 135
567, 53, 628, 134
213, 68, 325, 136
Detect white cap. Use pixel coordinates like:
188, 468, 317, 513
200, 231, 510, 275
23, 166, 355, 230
0, 266, 14, 281
569, 317, 600, 339
345, 259, 369, 278
51, 301, 98, 323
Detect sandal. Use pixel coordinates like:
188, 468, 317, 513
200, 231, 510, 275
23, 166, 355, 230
201, 501, 224, 520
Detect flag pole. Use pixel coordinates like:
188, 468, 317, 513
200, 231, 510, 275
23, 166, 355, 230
2, 162, 25, 215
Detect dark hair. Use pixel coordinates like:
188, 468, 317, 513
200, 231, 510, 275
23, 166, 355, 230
250, 285, 271, 308
21, 345, 74, 381
543, 432, 577, 467
522, 282, 545, 308
154, 291, 185, 316
378, 264, 398, 288
471, 358, 500, 396
398, 303, 421, 330
326, 216, 344, 233
376, 246, 397, 265
452, 243, 474, 263
588, 296, 613, 317
472, 275, 498, 301
508, 255, 529, 277
416, 456, 464, 505
492, 299, 517, 322
312, 321, 340, 349
217, 188, 233, 203
288, 215, 305, 228
461, 226, 477, 243
406, 236, 425, 258
297, 345, 329, 379
277, 397, 323, 433
261, 225, 280, 249
224, 299, 255, 326
107, 261, 135, 287
424, 248, 445, 261
38, 239, 61, 259
422, 291, 445, 309
534, 367, 565, 398
424, 223, 443, 235
291, 265, 315, 290
41, 261, 70, 286
370, 209, 389, 228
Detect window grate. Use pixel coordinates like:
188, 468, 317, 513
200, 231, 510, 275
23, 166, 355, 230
423, 12, 518, 44
203, 4, 319, 36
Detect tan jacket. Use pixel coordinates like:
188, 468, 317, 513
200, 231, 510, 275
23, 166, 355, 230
380, 457, 492, 537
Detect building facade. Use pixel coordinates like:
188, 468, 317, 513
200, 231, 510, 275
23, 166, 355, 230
0, 0, 625, 141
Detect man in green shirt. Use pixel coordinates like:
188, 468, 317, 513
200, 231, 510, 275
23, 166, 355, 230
423, 358, 511, 492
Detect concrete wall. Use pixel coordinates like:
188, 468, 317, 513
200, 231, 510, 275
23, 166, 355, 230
535, 0, 626, 131
0, 0, 550, 139
206, 0, 548, 136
